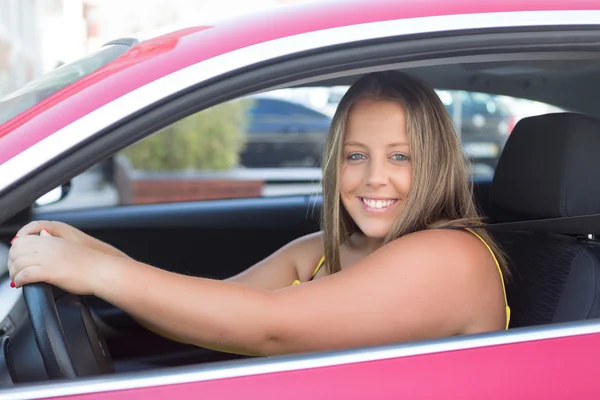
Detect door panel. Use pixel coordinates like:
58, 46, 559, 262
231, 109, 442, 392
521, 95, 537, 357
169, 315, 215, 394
41, 329, 600, 399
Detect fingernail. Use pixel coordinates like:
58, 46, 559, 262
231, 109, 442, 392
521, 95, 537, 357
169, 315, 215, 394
10, 236, 18, 245
10, 281, 15, 288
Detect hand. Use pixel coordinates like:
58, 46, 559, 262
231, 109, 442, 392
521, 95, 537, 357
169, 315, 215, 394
15, 220, 90, 246
7, 230, 115, 295
15, 220, 130, 259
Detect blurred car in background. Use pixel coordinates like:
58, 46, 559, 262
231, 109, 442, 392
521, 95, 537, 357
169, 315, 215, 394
240, 96, 332, 168
438, 90, 514, 172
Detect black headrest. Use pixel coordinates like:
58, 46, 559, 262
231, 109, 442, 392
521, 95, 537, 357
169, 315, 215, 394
490, 112, 600, 220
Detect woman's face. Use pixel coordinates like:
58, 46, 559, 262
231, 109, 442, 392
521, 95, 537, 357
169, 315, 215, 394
340, 98, 412, 239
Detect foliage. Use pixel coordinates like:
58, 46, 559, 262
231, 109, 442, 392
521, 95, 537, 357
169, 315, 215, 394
120, 99, 252, 170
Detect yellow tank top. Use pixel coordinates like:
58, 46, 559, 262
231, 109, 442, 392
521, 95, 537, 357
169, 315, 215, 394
292, 228, 510, 330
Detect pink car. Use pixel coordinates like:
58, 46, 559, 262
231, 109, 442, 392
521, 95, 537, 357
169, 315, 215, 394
1, 0, 600, 398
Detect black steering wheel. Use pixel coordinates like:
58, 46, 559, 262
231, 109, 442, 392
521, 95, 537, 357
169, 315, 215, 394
22, 283, 114, 379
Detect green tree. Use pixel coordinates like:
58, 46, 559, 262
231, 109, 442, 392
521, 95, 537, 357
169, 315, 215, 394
121, 99, 252, 171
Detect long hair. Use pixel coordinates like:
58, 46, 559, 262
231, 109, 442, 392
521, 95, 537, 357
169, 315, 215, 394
320, 71, 508, 276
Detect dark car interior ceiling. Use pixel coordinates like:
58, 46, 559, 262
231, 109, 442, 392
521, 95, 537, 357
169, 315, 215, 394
294, 56, 600, 118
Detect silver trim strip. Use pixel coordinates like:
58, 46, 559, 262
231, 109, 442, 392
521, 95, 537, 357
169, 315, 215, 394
1, 320, 600, 399
1, 10, 600, 191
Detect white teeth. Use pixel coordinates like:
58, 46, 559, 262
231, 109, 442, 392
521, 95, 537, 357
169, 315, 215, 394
361, 198, 396, 209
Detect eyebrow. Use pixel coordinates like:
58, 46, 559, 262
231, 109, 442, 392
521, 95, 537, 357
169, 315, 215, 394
343, 141, 409, 148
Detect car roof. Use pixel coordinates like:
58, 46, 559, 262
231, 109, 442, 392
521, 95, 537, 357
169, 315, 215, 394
0, 0, 598, 165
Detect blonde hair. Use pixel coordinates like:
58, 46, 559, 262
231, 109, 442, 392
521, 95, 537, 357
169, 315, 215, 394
320, 71, 508, 276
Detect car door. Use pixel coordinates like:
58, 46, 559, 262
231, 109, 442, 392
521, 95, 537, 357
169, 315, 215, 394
3, 321, 599, 399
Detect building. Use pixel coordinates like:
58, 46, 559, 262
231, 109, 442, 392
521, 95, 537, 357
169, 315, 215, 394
0, 0, 96, 97
0, 0, 42, 96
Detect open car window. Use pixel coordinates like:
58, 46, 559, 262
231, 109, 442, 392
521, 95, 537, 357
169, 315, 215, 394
0, 44, 131, 126
33, 87, 563, 212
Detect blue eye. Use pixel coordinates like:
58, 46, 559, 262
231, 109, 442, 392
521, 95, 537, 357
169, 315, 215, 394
391, 153, 409, 161
347, 153, 365, 161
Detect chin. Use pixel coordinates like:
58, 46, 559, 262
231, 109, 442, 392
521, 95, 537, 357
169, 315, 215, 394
356, 224, 392, 239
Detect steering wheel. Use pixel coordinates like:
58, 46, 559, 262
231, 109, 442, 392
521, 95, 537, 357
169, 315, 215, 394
22, 283, 114, 379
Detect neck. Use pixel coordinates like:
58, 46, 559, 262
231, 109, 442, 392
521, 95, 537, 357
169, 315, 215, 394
349, 233, 384, 251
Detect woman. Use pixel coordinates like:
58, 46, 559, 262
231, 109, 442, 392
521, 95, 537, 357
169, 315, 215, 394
7, 71, 510, 356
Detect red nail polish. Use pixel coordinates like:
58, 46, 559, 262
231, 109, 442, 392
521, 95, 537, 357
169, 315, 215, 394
9, 236, 18, 245
10, 281, 15, 288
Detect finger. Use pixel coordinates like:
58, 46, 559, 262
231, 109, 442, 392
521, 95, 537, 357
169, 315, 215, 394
8, 254, 43, 281
16, 220, 50, 237
13, 265, 48, 288
7, 235, 48, 265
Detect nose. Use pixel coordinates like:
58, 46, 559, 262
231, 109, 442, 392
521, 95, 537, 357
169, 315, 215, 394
366, 158, 388, 188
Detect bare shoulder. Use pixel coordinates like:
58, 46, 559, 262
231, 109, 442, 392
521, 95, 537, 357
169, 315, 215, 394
226, 231, 324, 290
383, 228, 497, 275
269, 228, 506, 349
373, 228, 505, 331
287, 231, 324, 249
282, 231, 325, 281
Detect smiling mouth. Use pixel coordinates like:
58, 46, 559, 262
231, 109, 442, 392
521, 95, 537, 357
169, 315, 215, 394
360, 197, 399, 212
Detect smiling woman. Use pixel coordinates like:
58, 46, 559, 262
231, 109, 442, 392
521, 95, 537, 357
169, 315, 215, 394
341, 99, 412, 236
7, 71, 510, 359
320, 72, 508, 279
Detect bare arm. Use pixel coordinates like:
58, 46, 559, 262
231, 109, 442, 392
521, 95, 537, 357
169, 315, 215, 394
140, 232, 324, 343
16, 221, 130, 259
15, 222, 326, 344
225, 231, 323, 291
88, 229, 504, 356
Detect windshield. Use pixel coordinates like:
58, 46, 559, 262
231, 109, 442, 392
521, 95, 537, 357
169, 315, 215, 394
0, 44, 131, 126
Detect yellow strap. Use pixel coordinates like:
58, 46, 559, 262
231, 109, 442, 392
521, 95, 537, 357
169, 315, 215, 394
464, 228, 511, 330
312, 256, 325, 278
292, 256, 325, 286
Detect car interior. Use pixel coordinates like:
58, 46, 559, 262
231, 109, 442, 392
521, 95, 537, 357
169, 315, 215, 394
2, 29, 600, 385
